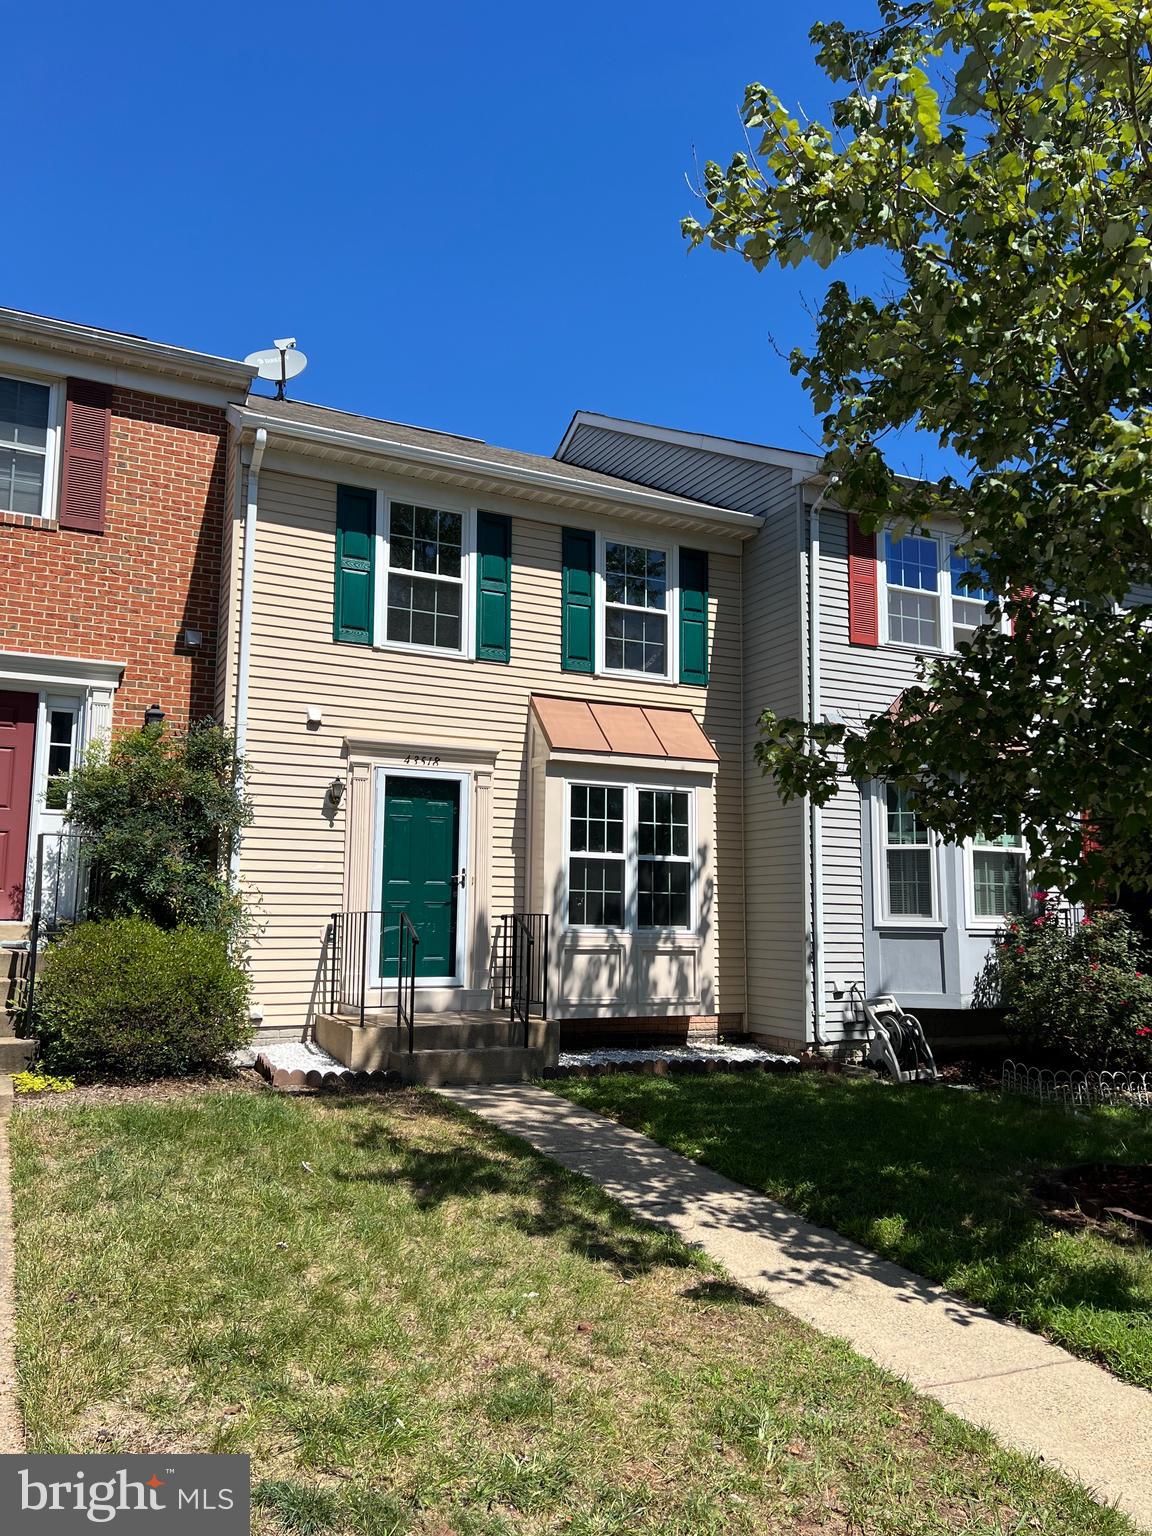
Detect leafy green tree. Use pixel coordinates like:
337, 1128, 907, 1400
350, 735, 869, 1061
64, 721, 252, 937
685, 0, 1152, 900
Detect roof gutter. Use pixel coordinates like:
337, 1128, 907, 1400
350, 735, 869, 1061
231, 426, 267, 881
228, 405, 763, 536
0, 309, 255, 390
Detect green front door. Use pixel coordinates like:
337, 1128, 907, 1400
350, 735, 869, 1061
380, 777, 460, 980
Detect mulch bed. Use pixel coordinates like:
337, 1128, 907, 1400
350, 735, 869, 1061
14, 1072, 267, 1110
1033, 1162, 1152, 1241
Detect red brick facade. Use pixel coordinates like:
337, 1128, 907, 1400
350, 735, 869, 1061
0, 386, 227, 729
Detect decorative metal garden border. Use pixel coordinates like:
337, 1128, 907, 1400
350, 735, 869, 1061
1001, 1059, 1152, 1111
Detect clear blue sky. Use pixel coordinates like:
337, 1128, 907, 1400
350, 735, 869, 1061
6, 0, 947, 473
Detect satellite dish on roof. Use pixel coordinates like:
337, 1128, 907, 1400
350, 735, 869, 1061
244, 337, 307, 400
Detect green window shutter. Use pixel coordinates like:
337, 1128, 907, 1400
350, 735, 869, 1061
476, 511, 512, 663
561, 528, 596, 673
334, 485, 375, 644
678, 547, 709, 685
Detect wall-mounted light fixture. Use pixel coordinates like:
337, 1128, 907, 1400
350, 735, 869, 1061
184, 628, 203, 648
306, 706, 323, 728
327, 776, 346, 808
143, 705, 165, 729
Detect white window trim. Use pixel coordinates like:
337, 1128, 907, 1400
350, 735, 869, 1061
0, 369, 63, 523
963, 834, 1029, 932
594, 533, 679, 684
372, 489, 478, 660
878, 529, 1005, 654
871, 783, 946, 930
565, 779, 696, 934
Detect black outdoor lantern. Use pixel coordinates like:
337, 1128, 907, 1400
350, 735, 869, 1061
143, 704, 165, 729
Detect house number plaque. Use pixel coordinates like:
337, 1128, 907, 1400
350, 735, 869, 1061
404, 752, 441, 767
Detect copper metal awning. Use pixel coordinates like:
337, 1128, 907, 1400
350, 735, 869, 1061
530, 695, 718, 762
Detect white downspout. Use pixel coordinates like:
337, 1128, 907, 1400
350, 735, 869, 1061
231, 427, 267, 881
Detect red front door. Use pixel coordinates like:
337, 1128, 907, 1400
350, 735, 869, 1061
0, 691, 37, 921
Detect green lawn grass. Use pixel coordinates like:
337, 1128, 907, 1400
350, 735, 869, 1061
10, 1087, 1136, 1535
549, 1071, 1152, 1388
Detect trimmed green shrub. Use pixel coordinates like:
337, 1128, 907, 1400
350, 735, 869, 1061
983, 897, 1152, 1069
35, 918, 252, 1081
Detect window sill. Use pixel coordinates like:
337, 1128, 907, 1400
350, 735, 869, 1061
595, 667, 677, 687
0, 509, 57, 532
372, 640, 474, 662
873, 918, 949, 932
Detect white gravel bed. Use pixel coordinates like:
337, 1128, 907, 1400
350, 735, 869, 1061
558, 1043, 796, 1067
235, 1041, 353, 1076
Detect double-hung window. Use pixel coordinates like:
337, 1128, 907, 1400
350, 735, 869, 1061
882, 531, 1001, 651
949, 549, 997, 645
603, 541, 669, 676
385, 501, 466, 652
637, 790, 691, 927
567, 783, 694, 930
884, 532, 941, 648
969, 831, 1027, 923
568, 786, 626, 926
0, 375, 54, 518
880, 784, 937, 920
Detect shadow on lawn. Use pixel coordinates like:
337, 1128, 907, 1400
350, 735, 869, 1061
327, 1095, 697, 1280
559, 1073, 1152, 1323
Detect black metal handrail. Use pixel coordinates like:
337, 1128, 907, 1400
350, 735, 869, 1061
397, 912, 419, 1054
328, 909, 420, 1052
497, 912, 549, 1044
14, 831, 90, 1035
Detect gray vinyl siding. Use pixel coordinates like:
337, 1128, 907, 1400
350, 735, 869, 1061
819, 510, 928, 1037
562, 423, 799, 518
741, 475, 808, 1044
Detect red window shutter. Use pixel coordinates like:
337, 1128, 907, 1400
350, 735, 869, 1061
1011, 584, 1035, 636
848, 516, 879, 646
58, 378, 111, 533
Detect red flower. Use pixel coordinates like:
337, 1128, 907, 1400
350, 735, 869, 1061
1033, 890, 1049, 901
1015, 946, 1026, 956
1090, 962, 1100, 971
1032, 917, 1045, 927
1137, 972, 1144, 979
1081, 917, 1093, 926
1137, 1026, 1152, 1038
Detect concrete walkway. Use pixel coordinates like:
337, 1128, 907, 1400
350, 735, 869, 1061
440, 1083, 1152, 1530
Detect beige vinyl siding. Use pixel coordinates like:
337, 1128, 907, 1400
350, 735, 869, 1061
239, 469, 746, 1034
741, 472, 807, 1045
818, 509, 929, 1037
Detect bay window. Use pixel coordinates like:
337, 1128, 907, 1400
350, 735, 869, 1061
969, 831, 1027, 923
880, 784, 937, 920
567, 782, 694, 930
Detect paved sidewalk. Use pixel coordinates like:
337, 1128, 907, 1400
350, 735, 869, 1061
440, 1082, 1152, 1530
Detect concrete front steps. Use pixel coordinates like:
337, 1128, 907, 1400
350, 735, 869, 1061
314, 1009, 558, 1086
0, 1038, 33, 1073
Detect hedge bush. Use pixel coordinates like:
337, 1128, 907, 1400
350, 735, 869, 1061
35, 918, 252, 1081
985, 897, 1152, 1069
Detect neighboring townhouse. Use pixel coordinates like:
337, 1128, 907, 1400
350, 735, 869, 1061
219, 398, 761, 1055
557, 413, 1029, 1052
0, 308, 255, 926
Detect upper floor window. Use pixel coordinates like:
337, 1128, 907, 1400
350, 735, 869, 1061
385, 502, 465, 652
880, 783, 937, 921
0, 375, 53, 518
603, 541, 669, 676
882, 532, 1000, 651
950, 551, 997, 645
567, 781, 694, 931
969, 830, 1027, 923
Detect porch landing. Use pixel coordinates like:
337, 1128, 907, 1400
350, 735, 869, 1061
313, 1009, 559, 1085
